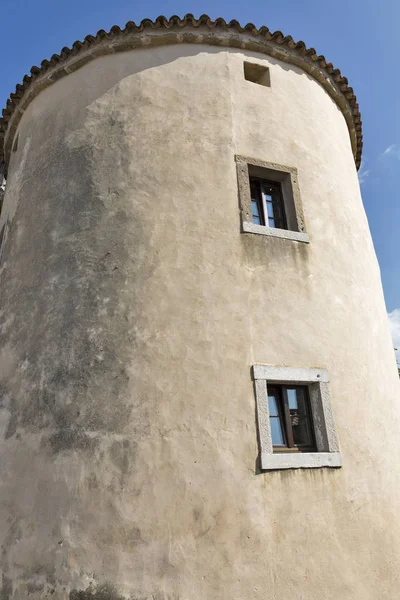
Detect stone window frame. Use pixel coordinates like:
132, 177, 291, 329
235, 155, 309, 243
253, 364, 341, 471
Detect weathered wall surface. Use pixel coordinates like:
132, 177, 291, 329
0, 43, 399, 599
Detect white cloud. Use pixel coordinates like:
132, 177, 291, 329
379, 143, 400, 161
382, 144, 396, 156
357, 159, 370, 185
388, 309, 400, 360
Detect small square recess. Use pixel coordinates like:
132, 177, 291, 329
243, 62, 270, 87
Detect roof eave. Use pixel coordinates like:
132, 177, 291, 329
0, 14, 362, 173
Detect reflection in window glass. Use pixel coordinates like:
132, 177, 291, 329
287, 387, 313, 448
270, 417, 284, 446
268, 391, 285, 446
249, 177, 287, 230
250, 181, 264, 226
261, 182, 286, 229
266, 385, 315, 452
251, 200, 261, 225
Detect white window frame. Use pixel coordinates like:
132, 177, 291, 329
253, 365, 341, 471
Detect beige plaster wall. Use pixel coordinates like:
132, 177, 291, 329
0, 43, 399, 600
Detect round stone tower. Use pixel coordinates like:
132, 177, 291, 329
0, 14, 399, 600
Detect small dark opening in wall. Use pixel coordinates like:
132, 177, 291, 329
243, 62, 271, 87
12, 134, 19, 152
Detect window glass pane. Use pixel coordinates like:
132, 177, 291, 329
260, 181, 286, 230
250, 178, 288, 230
268, 392, 279, 416
252, 200, 260, 224
270, 417, 285, 446
287, 387, 313, 447
287, 388, 298, 409
268, 390, 285, 446
250, 181, 259, 201
261, 184, 274, 199
274, 205, 285, 229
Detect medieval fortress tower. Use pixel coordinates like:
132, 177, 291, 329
0, 14, 399, 600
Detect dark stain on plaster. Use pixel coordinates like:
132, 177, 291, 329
4, 404, 17, 440
0, 575, 12, 600
26, 581, 45, 594
0, 128, 153, 451
70, 583, 128, 600
48, 425, 99, 454
87, 472, 99, 489
110, 439, 133, 478
242, 230, 310, 271
1, 520, 22, 578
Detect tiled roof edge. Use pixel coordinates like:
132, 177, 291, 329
0, 14, 362, 171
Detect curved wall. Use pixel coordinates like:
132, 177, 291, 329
0, 43, 399, 599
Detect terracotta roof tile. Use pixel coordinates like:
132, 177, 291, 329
0, 14, 362, 171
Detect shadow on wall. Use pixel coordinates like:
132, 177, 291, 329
22, 42, 320, 137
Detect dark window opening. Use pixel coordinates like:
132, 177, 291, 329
267, 385, 316, 452
250, 177, 287, 229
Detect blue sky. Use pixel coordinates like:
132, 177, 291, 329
1, 0, 399, 326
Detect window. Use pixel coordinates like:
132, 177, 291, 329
253, 365, 341, 470
268, 385, 315, 451
250, 178, 287, 229
243, 62, 271, 87
235, 155, 309, 243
